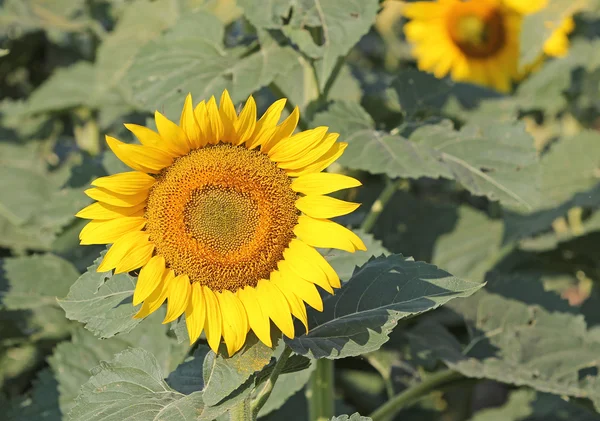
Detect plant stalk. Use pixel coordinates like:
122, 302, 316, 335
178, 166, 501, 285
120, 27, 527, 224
369, 369, 463, 421
229, 398, 252, 421
307, 359, 335, 421
250, 345, 293, 418
360, 178, 398, 233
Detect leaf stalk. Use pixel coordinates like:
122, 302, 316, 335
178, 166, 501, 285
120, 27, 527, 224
250, 345, 293, 418
307, 359, 335, 421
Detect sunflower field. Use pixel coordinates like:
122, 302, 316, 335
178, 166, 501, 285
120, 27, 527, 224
2, 0, 600, 420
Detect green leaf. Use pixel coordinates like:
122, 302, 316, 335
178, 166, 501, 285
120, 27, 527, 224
68, 348, 210, 421
25, 63, 96, 114
503, 131, 600, 242
431, 206, 505, 283
519, 0, 587, 67
331, 414, 372, 421
125, 12, 297, 119
409, 274, 600, 410
58, 251, 141, 338
49, 312, 187, 413
0, 0, 87, 36
324, 230, 388, 282
202, 333, 273, 406
238, 0, 378, 89
167, 346, 211, 395
286, 254, 483, 359
314, 102, 541, 210
258, 358, 315, 417
7, 369, 61, 421
1, 254, 79, 309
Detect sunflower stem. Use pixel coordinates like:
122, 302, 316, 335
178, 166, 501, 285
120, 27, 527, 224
307, 359, 335, 421
250, 345, 293, 418
360, 177, 398, 233
229, 397, 253, 421
369, 369, 463, 421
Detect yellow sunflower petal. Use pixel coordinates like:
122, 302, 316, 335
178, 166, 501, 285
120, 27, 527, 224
287, 239, 341, 289
277, 261, 324, 311
106, 135, 173, 174
163, 274, 191, 324
185, 283, 206, 344
75, 201, 145, 220
203, 286, 223, 353
124, 124, 163, 149
294, 215, 366, 252
97, 230, 150, 272
283, 240, 333, 294
79, 217, 146, 245
271, 271, 308, 333
180, 93, 202, 149
237, 286, 272, 347
219, 89, 238, 142
291, 172, 361, 195
133, 255, 166, 306
193, 100, 210, 147
115, 242, 154, 274
286, 142, 348, 177
134, 269, 172, 319
251, 98, 286, 142
91, 172, 155, 195
268, 127, 328, 161
277, 132, 340, 169
206, 96, 224, 145
296, 195, 360, 219
233, 95, 257, 145
84, 187, 147, 208
260, 106, 299, 153
255, 279, 295, 339
155, 111, 190, 156
217, 290, 249, 355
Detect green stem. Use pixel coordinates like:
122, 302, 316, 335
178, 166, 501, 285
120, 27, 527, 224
307, 359, 335, 421
360, 178, 398, 233
229, 398, 252, 421
320, 56, 345, 104
250, 346, 293, 418
268, 82, 309, 131
369, 369, 463, 421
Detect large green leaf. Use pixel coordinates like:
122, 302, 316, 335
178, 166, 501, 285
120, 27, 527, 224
68, 348, 226, 421
503, 130, 600, 243
519, 0, 588, 67
313, 102, 541, 210
238, 0, 378, 89
49, 312, 187, 413
58, 251, 142, 338
125, 12, 297, 120
430, 206, 505, 283
409, 274, 600, 410
324, 230, 388, 282
166, 346, 211, 395
1, 254, 79, 309
286, 254, 483, 359
202, 334, 273, 406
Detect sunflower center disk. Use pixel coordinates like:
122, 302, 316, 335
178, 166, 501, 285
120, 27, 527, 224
447, 3, 505, 58
145, 144, 298, 292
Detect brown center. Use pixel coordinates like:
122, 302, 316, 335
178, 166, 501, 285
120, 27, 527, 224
145, 144, 298, 292
446, 2, 506, 58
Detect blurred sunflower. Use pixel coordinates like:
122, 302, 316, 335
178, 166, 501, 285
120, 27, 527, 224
76, 91, 365, 355
403, 0, 521, 92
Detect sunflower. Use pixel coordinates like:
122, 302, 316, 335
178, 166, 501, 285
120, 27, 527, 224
403, 0, 521, 93
76, 91, 366, 355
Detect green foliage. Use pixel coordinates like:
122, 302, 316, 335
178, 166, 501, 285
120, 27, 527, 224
3, 0, 600, 420
287, 255, 483, 359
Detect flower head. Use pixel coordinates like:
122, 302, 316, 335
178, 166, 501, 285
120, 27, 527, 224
77, 91, 366, 355
403, 0, 521, 92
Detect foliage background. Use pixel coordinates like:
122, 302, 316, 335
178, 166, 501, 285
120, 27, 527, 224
1, 0, 600, 420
